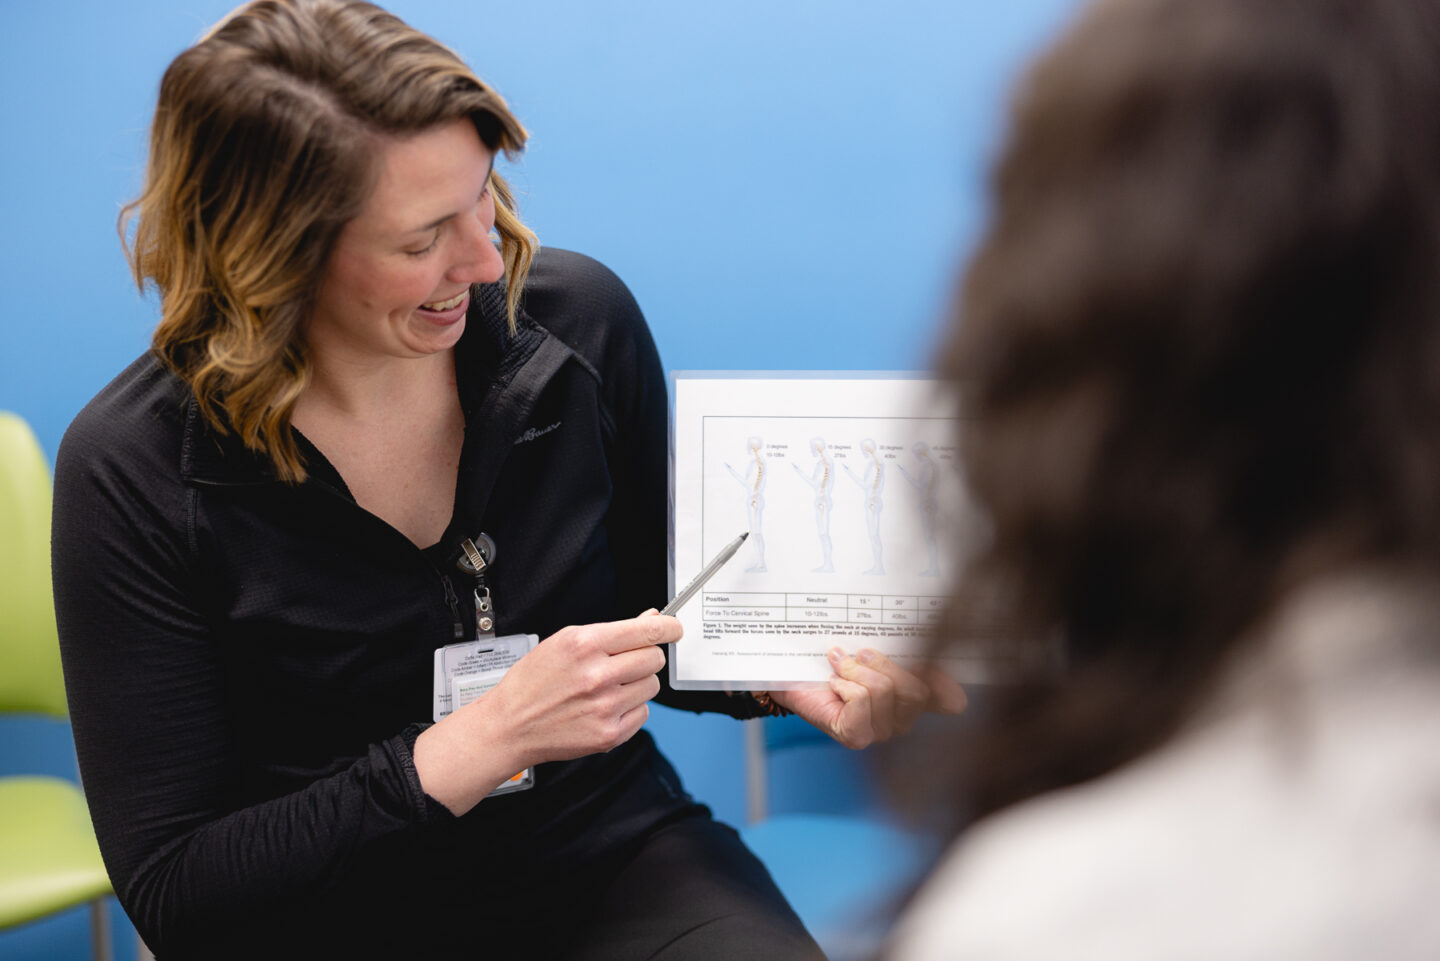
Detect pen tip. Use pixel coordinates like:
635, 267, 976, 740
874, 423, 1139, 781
739, 531, 748, 541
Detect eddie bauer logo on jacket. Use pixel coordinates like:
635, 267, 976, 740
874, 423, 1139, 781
514, 421, 562, 445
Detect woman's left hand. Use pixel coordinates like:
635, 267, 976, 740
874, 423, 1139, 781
767, 648, 967, 749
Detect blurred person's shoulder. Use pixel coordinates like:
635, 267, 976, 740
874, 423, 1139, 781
889, 569, 1440, 961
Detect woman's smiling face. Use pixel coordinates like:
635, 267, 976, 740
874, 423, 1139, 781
308, 118, 503, 363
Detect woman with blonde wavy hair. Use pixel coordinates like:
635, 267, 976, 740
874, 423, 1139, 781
50, 1, 959, 957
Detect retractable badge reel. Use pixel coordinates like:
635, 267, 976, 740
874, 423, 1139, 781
458, 533, 498, 638
432, 532, 538, 795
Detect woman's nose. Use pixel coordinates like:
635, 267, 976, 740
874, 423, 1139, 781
448, 207, 504, 285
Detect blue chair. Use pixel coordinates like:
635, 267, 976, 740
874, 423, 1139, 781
739, 713, 938, 961
0, 411, 115, 960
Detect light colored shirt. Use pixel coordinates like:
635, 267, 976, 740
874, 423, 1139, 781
889, 570, 1440, 960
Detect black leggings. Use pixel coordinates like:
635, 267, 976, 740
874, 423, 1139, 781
540, 814, 827, 961
230, 807, 826, 960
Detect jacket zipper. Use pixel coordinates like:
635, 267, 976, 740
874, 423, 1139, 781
441, 575, 465, 640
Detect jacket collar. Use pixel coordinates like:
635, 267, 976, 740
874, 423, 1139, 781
179, 277, 560, 487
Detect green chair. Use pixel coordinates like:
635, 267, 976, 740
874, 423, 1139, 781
0, 411, 114, 959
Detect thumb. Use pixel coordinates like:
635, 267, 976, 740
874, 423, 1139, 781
924, 667, 968, 715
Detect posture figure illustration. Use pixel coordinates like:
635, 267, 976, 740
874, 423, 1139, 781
841, 438, 885, 574
899, 441, 940, 576
793, 436, 836, 572
724, 436, 768, 572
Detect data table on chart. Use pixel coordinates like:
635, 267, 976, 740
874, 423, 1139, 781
669, 373, 977, 690
700, 591, 947, 629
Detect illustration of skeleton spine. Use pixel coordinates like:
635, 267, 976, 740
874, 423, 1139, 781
841, 438, 885, 574
793, 436, 835, 572
724, 436, 768, 572
898, 441, 940, 575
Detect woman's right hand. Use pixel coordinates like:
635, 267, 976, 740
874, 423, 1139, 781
412, 611, 681, 815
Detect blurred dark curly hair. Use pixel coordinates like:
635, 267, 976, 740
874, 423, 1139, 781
922, 0, 1440, 829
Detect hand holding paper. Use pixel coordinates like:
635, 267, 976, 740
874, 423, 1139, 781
768, 647, 967, 749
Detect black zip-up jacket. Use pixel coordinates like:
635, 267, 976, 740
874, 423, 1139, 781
53, 248, 760, 958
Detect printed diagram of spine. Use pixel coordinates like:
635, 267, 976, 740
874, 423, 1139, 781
793, 436, 836, 572
724, 436, 768, 572
899, 441, 941, 576
841, 438, 885, 574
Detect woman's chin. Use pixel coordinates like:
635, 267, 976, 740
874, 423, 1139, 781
402, 314, 466, 356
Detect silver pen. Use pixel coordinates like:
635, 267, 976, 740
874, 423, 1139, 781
661, 532, 749, 616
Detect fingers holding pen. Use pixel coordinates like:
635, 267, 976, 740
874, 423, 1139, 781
532, 612, 675, 682
581, 609, 683, 654
492, 613, 679, 760
416, 613, 679, 815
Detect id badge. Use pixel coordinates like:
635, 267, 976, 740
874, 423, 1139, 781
433, 632, 538, 796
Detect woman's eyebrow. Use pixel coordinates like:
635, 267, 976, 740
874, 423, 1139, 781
406, 158, 498, 234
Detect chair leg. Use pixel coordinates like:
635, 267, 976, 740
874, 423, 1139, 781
89, 898, 114, 961
745, 718, 770, 824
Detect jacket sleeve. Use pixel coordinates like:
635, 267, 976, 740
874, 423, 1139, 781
581, 260, 765, 719
51, 404, 446, 955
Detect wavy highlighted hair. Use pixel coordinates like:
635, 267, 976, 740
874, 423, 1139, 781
123, 0, 537, 482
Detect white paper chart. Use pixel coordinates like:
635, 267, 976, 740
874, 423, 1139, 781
669, 372, 975, 689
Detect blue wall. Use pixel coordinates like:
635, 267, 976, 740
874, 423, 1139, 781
0, 0, 1079, 955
